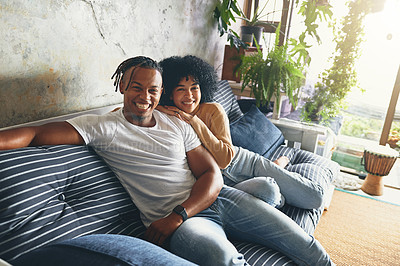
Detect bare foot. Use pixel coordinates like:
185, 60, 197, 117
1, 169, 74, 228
274, 156, 289, 168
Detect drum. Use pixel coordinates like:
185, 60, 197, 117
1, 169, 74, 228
364, 145, 399, 176
361, 144, 399, 196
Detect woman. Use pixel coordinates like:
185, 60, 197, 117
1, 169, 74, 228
158, 55, 325, 210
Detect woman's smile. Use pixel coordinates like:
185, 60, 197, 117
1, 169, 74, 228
172, 76, 201, 115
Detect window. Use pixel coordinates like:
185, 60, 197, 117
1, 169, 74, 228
244, 0, 400, 188
331, 0, 400, 188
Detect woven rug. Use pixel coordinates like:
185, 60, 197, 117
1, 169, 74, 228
314, 189, 400, 265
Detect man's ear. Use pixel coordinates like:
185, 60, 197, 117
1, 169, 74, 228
119, 80, 125, 94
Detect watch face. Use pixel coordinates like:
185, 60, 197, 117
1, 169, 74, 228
174, 205, 184, 213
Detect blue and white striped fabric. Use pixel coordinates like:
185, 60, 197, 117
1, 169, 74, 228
0, 144, 297, 266
233, 242, 295, 265
0, 145, 146, 262
270, 146, 339, 234
212, 80, 244, 123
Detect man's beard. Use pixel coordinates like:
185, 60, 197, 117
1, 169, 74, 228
123, 108, 153, 126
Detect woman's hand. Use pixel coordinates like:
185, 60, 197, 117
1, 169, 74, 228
156, 105, 176, 116
156, 106, 193, 124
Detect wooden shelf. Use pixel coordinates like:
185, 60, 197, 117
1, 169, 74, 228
221, 45, 259, 83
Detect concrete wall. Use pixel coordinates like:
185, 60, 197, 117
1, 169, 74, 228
0, 0, 225, 127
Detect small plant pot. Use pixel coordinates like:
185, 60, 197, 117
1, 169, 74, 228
272, 95, 288, 120
240, 26, 263, 47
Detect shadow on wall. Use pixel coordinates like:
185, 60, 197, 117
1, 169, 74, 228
0, 69, 90, 128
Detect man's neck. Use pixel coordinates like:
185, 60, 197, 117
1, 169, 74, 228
123, 109, 156, 127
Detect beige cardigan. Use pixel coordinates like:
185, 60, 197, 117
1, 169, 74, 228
189, 102, 235, 169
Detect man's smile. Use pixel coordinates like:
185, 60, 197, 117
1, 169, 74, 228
135, 102, 151, 110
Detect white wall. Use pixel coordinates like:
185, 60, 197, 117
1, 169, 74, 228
0, 0, 224, 127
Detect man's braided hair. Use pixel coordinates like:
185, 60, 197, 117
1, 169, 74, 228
111, 56, 163, 92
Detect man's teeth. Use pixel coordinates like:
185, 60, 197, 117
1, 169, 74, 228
136, 103, 150, 109
183, 101, 193, 105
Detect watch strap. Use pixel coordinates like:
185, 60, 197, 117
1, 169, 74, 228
173, 205, 188, 222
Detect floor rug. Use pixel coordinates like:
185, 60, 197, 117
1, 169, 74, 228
336, 187, 400, 207
314, 189, 400, 265
334, 171, 400, 206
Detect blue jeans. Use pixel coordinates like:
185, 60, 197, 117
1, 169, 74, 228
222, 146, 325, 209
169, 186, 333, 266
233, 176, 284, 208
11, 234, 194, 266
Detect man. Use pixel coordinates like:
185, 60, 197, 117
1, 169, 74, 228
0, 56, 333, 266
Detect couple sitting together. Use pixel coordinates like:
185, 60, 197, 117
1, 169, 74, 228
0, 55, 333, 265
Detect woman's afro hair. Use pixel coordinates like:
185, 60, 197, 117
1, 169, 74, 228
159, 55, 218, 106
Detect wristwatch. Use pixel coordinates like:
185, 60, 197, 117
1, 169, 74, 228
173, 205, 188, 222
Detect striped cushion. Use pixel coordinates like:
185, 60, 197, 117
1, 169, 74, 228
0, 145, 295, 266
233, 242, 295, 265
270, 146, 340, 234
213, 80, 243, 123
0, 145, 146, 261
270, 146, 338, 194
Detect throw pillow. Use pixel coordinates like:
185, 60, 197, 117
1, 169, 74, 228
237, 99, 273, 114
213, 80, 243, 123
230, 105, 285, 159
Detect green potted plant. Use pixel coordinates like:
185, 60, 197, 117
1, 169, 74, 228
213, 0, 275, 49
237, 2, 272, 47
238, 23, 305, 119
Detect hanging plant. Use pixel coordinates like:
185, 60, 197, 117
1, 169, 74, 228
289, 0, 333, 65
301, 0, 370, 123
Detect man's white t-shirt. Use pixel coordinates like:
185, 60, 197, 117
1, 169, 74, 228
67, 109, 201, 227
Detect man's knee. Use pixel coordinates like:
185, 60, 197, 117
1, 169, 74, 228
169, 218, 246, 266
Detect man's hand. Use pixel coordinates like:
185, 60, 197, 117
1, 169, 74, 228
143, 141, 222, 248
144, 212, 183, 246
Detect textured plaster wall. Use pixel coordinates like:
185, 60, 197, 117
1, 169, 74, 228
0, 0, 224, 127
